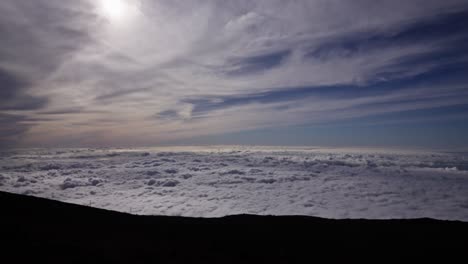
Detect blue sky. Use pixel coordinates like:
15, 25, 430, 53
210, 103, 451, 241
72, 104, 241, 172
1, 0, 468, 148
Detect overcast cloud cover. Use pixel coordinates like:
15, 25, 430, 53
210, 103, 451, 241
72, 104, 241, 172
1, 0, 468, 148
1, 147, 467, 220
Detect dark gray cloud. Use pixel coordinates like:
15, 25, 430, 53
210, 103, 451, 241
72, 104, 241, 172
36, 107, 108, 115
223, 50, 291, 76
180, 7, 468, 119
0, 69, 47, 111
95, 87, 153, 102
0, 0, 94, 147
0, 0, 95, 110
306, 9, 468, 61
157, 110, 181, 121
0, 113, 32, 148
0, 0, 94, 76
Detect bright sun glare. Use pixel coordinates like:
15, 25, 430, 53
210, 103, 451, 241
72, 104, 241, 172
99, 0, 127, 21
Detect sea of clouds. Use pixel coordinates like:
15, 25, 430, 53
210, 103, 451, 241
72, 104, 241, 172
1, 146, 467, 221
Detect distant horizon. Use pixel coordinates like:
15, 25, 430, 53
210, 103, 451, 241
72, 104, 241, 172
6, 144, 468, 153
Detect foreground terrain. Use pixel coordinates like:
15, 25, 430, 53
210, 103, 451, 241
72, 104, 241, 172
1, 191, 467, 262
1, 146, 468, 220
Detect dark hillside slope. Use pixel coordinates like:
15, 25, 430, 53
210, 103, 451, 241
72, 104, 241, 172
1, 191, 467, 263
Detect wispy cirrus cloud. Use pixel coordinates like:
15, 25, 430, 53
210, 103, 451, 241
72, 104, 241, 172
1, 0, 468, 147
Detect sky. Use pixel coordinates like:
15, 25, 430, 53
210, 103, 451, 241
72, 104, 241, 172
1, 0, 468, 149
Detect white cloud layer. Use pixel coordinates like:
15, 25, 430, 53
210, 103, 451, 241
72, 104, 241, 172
1, 147, 467, 220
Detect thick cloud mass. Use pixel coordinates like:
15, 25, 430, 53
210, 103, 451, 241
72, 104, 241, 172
1, 0, 468, 147
1, 147, 467, 220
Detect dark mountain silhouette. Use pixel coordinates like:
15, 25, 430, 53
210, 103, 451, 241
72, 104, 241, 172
1, 191, 467, 263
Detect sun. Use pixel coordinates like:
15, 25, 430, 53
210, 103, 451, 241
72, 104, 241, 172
98, 0, 128, 21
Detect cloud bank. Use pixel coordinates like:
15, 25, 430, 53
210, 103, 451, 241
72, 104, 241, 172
1, 147, 467, 220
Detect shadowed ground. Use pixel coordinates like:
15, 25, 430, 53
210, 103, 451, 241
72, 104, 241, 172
1, 191, 467, 263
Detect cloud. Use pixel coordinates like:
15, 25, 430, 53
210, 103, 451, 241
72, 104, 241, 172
0, 0, 96, 146
156, 110, 181, 121
0, 0, 94, 77
0, 69, 47, 111
94, 87, 152, 102
1, 147, 468, 219
223, 50, 291, 76
1, 0, 468, 147
0, 113, 35, 147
